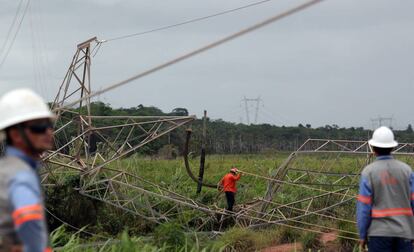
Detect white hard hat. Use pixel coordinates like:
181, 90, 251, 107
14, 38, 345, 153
368, 126, 398, 148
0, 88, 54, 130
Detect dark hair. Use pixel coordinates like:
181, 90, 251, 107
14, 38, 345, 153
4, 125, 21, 146
5, 127, 13, 145
372, 146, 393, 156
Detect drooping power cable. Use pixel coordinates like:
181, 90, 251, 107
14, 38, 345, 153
54, 0, 325, 112
102, 0, 275, 43
0, 0, 24, 59
0, 0, 31, 70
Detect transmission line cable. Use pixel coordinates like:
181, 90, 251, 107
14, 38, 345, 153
103, 0, 275, 43
260, 107, 290, 125
0, 0, 24, 59
238, 169, 356, 198
0, 0, 31, 70
55, 0, 325, 111
45, 207, 110, 239
29, 1, 43, 96
28, 0, 50, 97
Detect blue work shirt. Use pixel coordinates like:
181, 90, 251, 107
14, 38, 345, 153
6, 146, 49, 252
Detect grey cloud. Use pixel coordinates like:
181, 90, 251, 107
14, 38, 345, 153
0, 0, 413, 129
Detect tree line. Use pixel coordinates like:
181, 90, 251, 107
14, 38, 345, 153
61, 102, 414, 155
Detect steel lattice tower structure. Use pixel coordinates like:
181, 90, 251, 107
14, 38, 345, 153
242, 96, 262, 124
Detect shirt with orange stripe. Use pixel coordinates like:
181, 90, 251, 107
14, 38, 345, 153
5, 146, 49, 252
357, 155, 414, 240
220, 173, 241, 193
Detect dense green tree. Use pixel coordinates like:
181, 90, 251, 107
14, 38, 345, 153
59, 103, 414, 155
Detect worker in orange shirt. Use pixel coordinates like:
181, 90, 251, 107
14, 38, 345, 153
219, 167, 241, 212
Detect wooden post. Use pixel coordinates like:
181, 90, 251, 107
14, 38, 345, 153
197, 110, 207, 194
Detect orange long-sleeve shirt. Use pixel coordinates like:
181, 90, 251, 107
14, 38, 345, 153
220, 173, 241, 193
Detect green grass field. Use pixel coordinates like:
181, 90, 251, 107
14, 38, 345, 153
46, 152, 368, 251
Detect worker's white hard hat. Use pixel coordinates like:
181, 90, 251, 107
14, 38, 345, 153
368, 126, 398, 148
0, 88, 54, 131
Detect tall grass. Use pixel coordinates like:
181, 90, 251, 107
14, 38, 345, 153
45, 152, 365, 250
51, 225, 226, 252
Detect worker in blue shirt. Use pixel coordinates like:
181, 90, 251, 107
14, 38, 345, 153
0, 89, 54, 252
357, 126, 414, 251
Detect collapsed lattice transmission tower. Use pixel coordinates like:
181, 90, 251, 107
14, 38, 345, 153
41, 38, 198, 223
41, 37, 414, 240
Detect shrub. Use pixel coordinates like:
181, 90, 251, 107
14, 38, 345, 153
218, 227, 256, 251
153, 222, 186, 248
277, 226, 301, 244
300, 232, 320, 250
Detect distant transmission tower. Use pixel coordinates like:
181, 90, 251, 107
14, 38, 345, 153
242, 96, 262, 124
371, 116, 393, 129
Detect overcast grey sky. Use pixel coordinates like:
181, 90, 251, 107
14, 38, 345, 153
0, 0, 413, 129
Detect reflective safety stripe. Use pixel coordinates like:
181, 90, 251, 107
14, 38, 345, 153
12, 204, 42, 219
357, 195, 372, 205
14, 213, 43, 226
372, 208, 413, 217
12, 204, 44, 227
